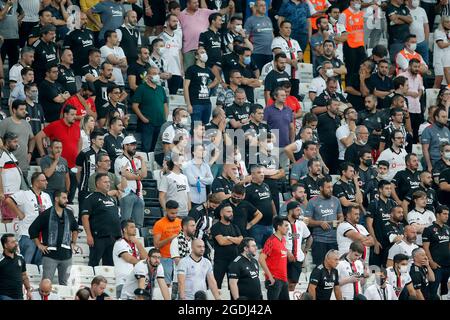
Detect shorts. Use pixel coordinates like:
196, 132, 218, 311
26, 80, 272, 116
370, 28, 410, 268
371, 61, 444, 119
160, 257, 174, 285
434, 62, 443, 76
287, 261, 303, 283
144, 0, 166, 27
0, 194, 15, 220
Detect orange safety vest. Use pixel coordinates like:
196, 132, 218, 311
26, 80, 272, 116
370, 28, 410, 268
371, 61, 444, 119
395, 49, 422, 74
343, 8, 364, 48
310, 0, 328, 30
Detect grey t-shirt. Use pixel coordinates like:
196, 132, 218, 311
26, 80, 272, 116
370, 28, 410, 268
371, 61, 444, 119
290, 161, 308, 182
0, 1, 22, 39
154, 121, 173, 156
0, 118, 34, 173
420, 124, 450, 164
244, 15, 274, 55
304, 195, 342, 243
40, 155, 69, 192
91, 0, 125, 40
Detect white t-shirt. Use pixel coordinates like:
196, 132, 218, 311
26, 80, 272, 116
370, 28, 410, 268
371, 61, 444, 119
336, 258, 365, 300
396, 50, 426, 73
120, 260, 165, 300
309, 76, 342, 96
161, 125, 190, 145
409, 7, 428, 43
407, 209, 436, 245
271, 36, 302, 77
159, 31, 183, 76
285, 219, 311, 262
336, 221, 369, 258
177, 255, 213, 300
364, 283, 398, 300
336, 124, 352, 160
386, 266, 412, 297
158, 171, 190, 217
114, 155, 143, 198
376, 148, 408, 182
9, 63, 24, 84
0, 151, 22, 194
434, 29, 450, 75
260, 62, 274, 81
170, 236, 192, 283
113, 239, 142, 286
387, 240, 418, 267
443, 54, 450, 86
11, 190, 52, 237
328, 22, 346, 61
100, 45, 126, 86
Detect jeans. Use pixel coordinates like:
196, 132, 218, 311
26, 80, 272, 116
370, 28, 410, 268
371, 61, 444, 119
429, 266, 450, 297
140, 122, 161, 153
420, 1, 437, 32
416, 40, 429, 65
389, 42, 404, 64
116, 284, 123, 299
88, 236, 115, 267
266, 279, 290, 300
0, 295, 15, 300
160, 257, 174, 285
311, 241, 338, 266
252, 53, 273, 73
250, 224, 273, 249
191, 103, 212, 125
119, 192, 145, 228
42, 256, 72, 285
19, 235, 42, 265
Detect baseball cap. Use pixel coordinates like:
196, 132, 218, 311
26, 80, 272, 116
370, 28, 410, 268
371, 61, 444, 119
286, 200, 300, 212
122, 135, 137, 146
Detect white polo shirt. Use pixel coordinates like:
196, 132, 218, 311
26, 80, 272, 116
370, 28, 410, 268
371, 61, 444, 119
407, 209, 436, 245
336, 257, 365, 300
337, 221, 370, 262
387, 240, 418, 267
113, 239, 142, 286
11, 190, 52, 237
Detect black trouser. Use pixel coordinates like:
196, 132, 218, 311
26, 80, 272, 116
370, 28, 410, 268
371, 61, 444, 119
369, 245, 389, 268
88, 235, 115, 267
320, 145, 339, 175
410, 113, 423, 144
420, 1, 438, 32
167, 75, 183, 95
69, 171, 77, 204
155, 152, 164, 167
343, 44, 367, 82
19, 21, 38, 47
1, 39, 19, 69
213, 258, 233, 289
311, 241, 338, 266
266, 279, 290, 300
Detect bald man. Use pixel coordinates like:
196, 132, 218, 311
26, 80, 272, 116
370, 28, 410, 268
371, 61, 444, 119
116, 11, 142, 64
308, 250, 343, 300
31, 279, 60, 300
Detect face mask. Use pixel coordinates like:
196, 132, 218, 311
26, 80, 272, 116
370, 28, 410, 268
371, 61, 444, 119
353, 3, 361, 10
231, 197, 242, 204
180, 117, 189, 126
151, 74, 161, 84
326, 69, 334, 77
444, 152, 450, 160
378, 173, 388, 180
411, 0, 420, 8
199, 53, 208, 63
364, 159, 373, 167
157, 47, 164, 56
235, 24, 243, 33
82, 94, 90, 100
235, 153, 242, 162
266, 142, 274, 151
29, 92, 39, 101
358, 139, 367, 146
400, 265, 408, 274
408, 43, 417, 51
376, 276, 386, 287
243, 56, 251, 65
329, 16, 337, 24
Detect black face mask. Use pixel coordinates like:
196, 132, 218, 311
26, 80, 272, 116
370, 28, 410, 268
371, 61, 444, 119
364, 159, 373, 167
231, 197, 242, 204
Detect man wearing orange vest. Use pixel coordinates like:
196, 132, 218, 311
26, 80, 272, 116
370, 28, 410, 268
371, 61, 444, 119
309, 0, 331, 32
339, 0, 366, 81
395, 34, 428, 75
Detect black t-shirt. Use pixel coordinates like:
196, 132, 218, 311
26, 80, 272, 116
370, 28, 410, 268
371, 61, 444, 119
63, 28, 95, 75
367, 73, 394, 109
404, 185, 438, 212
385, 3, 411, 44
81, 64, 100, 81
422, 222, 450, 267
211, 176, 235, 198
103, 132, 124, 168
28, 207, 79, 261
80, 192, 121, 238
245, 182, 274, 226
221, 52, 258, 102
432, 159, 450, 182
345, 73, 364, 111
299, 174, 322, 200
32, 39, 58, 83
98, 101, 127, 121
199, 28, 223, 67
0, 253, 26, 299
344, 143, 366, 167
309, 264, 339, 300
25, 102, 45, 135
226, 199, 258, 237
76, 147, 104, 192
128, 62, 151, 93
366, 198, 398, 244
391, 169, 420, 202
312, 90, 348, 111
333, 179, 357, 214
264, 70, 290, 95
409, 265, 431, 300
382, 221, 405, 246
226, 103, 251, 126
227, 255, 262, 299
93, 79, 116, 111
57, 64, 78, 95
317, 112, 340, 148
210, 221, 241, 261
185, 64, 215, 105
38, 79, 64, 123
438, 168, 450, 207
188, 204, 215, 240
315, 56, 344, 77
357, 109, 384, 149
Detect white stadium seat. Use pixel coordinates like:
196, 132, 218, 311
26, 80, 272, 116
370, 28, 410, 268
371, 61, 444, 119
297, 63, 313, 83
52, 285, 74, 300
425, 88, 440, 119
94, 266, 115, 280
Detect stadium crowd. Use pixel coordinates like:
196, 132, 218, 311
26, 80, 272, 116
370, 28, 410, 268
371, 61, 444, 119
0, 0, 449, 301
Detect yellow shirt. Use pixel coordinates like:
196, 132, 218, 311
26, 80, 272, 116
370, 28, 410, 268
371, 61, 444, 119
80, 0, 101, 32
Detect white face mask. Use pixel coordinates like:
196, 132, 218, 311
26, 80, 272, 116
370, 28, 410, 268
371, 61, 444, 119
266, 142, 274, 151
199, 52, 208, 63
353, 3, 361, 10
411, 0, 420, 8
235, 24, 243, 33
235, 153, 242, 162
408, 43, 417, 51
444, 151, 450, 160
326, 69, 334, 77
151, 74, 161, 84
180, 117, 189, 126
400, 265, 408, 274
157, 47, 164, 56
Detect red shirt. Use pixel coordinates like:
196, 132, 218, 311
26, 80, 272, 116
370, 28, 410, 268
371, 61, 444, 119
262, 234, 288, 282
267, 96, 301, 114
62, 95, 96, 125
43, 119, 80, 168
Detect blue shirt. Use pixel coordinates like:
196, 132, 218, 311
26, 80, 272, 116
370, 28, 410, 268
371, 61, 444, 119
421, 124, 450, 164
304, 195, 342, 243
263, 104, 294, 147
182, 160, 214, 204
278, 1, 311, 36
91, 1, 125, 40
